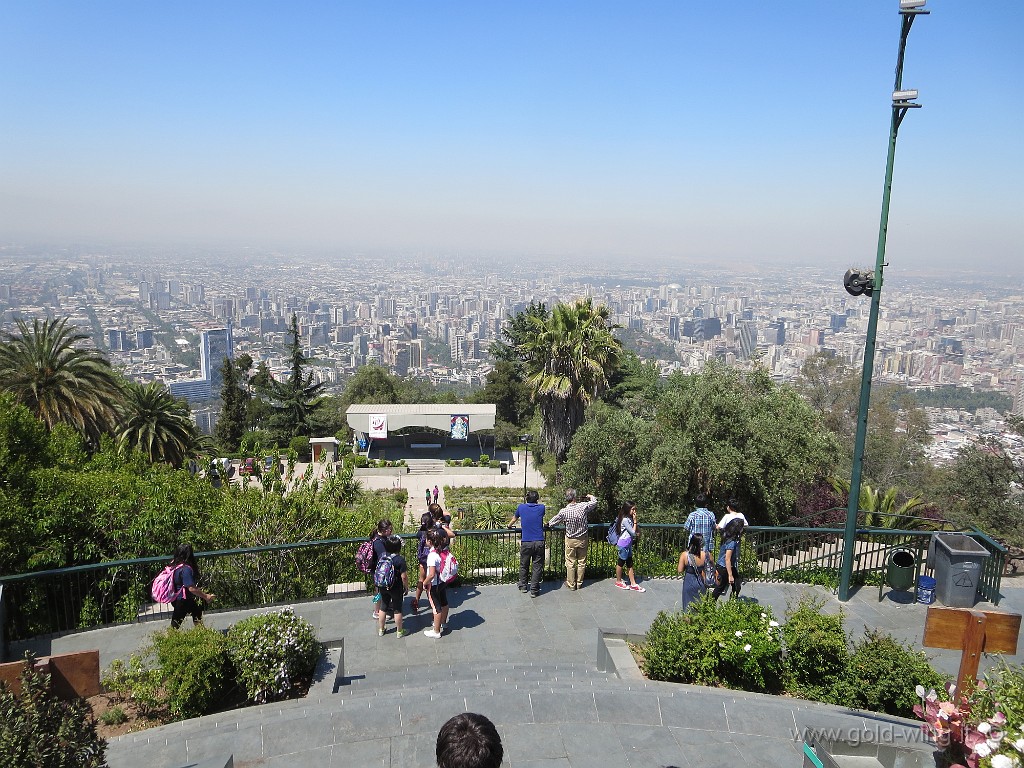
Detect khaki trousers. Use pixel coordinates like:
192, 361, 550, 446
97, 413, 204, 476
564, 536, 589, 588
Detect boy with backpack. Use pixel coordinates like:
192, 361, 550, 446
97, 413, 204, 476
374, 535, 410, 637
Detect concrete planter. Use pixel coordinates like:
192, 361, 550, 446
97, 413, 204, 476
441, 467, 501, 475
353, 467, 409, 477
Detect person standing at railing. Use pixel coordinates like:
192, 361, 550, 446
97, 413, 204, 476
612, 502, 645, 592
509, 489, 545, 597
546, 489, 598, 591
678, 533, 708, 611
684, 494, 717, 589
370, 519, 394, 622
168, 544, 215, 629
712, 518, 745, 600
717, 498, 749, 532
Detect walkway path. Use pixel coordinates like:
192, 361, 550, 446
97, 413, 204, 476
17, 578, 1024, 768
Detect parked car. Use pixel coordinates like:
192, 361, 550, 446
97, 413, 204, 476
240, 457, 256, 476
263, 455, 277, 473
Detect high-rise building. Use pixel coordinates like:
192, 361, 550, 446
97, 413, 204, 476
738, 321, 758, 359
668, 316, 680, 341
135, 329, 155, 349
106, 328, 128, 351
200, 326, 234, 391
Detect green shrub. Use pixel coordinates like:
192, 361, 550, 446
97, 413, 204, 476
288, 436, 311, 461
782, 594, 849, 703
479, 454, 490, 464
835, 629, 945, 717
488, 460, 500, 469
462, 458, 474, 467
151, 626, 231, 719
973, 659, 1024, 727
393, 488, 409, 505
98, 706, 127, 727
0, 656, 107, 768
226, 607, 321, 704
102, 655, 167, 719
643, 597, 783, 693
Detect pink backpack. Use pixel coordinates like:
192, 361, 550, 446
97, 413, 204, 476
355, 538, 375, 574
151, 564, 184, 603
437, 550, 459, 584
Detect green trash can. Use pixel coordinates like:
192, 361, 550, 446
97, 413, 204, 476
878, 549, 916, 601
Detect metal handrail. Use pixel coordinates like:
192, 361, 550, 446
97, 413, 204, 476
0, 523, 1006, 642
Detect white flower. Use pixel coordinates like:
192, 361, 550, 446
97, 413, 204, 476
926, 689, 938, 703
979, 722, 993, 735
719, 642, 726, 648
975, 742, 992, 758
760, 613, 767, 619
1014, 737, 1024, 753
735, 631, 744, 637
989, 755, 1014, 768
916, 685, 926, 698
744, 644, 752, 652
769, 620, 780, 628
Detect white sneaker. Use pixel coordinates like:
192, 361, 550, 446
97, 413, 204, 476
423, 629, 442, 639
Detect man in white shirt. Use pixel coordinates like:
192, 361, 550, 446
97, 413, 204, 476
717, 498, 749, 530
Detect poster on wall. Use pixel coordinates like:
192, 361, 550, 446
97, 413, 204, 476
369, 414, 388, 439
450, 415, 469, 441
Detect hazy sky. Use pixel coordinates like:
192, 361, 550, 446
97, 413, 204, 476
1, 2, 1021, 274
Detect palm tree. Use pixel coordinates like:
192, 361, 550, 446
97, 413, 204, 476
831, 478, 928, 529
0, 317, 123, 441
520, 299, 622, 461
117, 381, 201, 467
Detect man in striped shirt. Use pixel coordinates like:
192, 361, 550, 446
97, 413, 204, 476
547, 489, 598, 590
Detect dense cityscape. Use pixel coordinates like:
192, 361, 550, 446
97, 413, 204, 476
0, 244, 1021, 464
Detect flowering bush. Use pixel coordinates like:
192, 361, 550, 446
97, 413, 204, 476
226, 607, 321, 704
916, 664, 1024, 768
643, 596, 783, 692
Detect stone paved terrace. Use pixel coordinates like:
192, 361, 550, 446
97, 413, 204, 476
15, 577, 1024, 768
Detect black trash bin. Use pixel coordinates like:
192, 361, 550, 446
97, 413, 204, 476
933, 534, 990, 608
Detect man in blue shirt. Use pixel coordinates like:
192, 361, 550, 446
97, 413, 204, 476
509, 490, 546, 597
684, 494, 716, 586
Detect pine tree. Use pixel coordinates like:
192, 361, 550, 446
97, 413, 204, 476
268, 315, 325, 441
216, 356, 248, 451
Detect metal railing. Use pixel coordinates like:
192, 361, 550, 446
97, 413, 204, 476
0, 524, 1006, 643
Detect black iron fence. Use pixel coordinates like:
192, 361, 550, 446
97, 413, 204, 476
0, 523, 1005, 644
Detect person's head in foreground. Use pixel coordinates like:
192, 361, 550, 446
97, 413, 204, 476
436, 712, 503, 768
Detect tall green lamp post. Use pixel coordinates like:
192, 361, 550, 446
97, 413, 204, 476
838, 0, 929, 602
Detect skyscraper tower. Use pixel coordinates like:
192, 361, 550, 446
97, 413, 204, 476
200, 325, 234, 391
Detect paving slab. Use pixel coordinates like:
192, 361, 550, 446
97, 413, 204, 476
38, 576, 1023, 768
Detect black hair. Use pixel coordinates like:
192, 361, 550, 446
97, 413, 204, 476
436, 712, 504, 768
695, 493, 708, 507
419, 512, 433, 531
614, 501, 633, 536
688, 533, 704, 556
170, 543, 199, 580
376, 519, 394, 536
429, 503, 445, 520
384, 535, 402, 555
727, 498, 741, 513
428, 528, 449, 550
722, 518, 745, 542
525, 489, 539, 504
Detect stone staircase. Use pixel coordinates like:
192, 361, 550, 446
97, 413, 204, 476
759, 535, 929, 574
404, 459, 447, 475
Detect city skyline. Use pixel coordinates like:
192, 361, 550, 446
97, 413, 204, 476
1, 2, 1021, 274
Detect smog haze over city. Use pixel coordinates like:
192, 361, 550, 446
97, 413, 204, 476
1, 1, 1022, 276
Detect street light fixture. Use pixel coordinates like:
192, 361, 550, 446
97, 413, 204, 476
838, 1, 929, 602
519, 434, 533, 501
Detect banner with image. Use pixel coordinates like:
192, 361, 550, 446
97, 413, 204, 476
450, 414, 469, 441
369, 414, 388, 439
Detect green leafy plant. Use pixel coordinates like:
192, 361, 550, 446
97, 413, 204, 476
782, 593, 849, 703
835, 629, 945, 717
462, 458, 475, 467
98, 706, 127, 727
102, 655, 167, 719
226, 607, 321, 704
479, 454, 490, 464
642, 596, 783, 692
0, 655, 108, 768
151, 626, 231, 719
